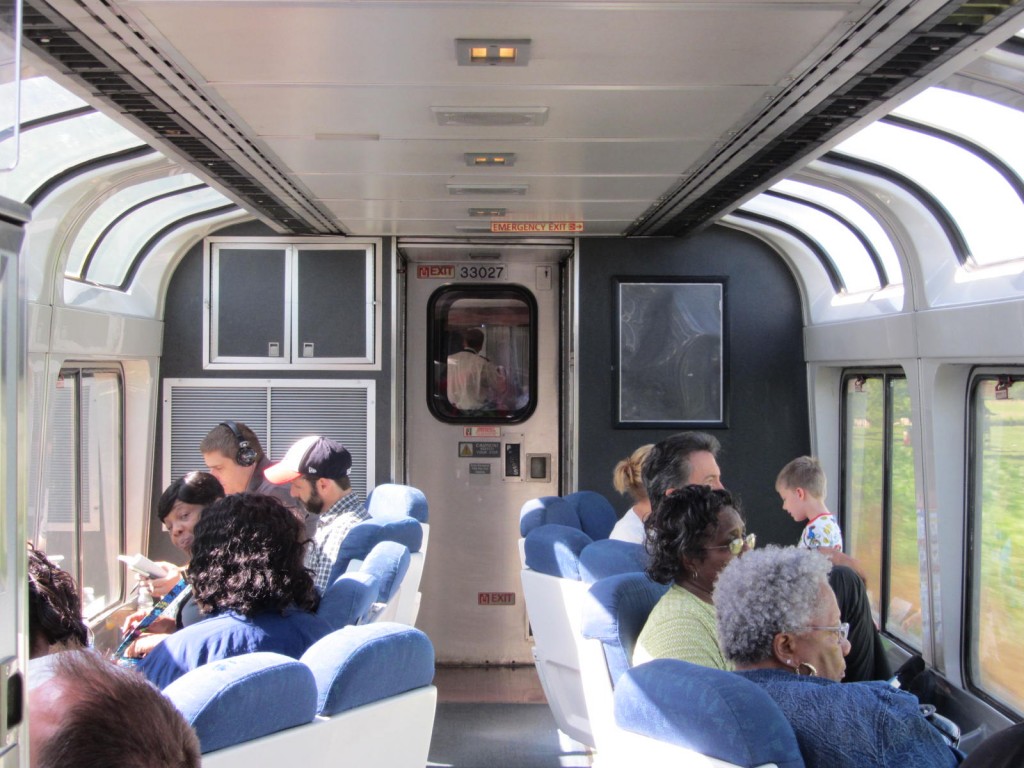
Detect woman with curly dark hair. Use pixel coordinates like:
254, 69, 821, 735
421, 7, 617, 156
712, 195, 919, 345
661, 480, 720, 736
138, 493, 329, 688
634, 484, 755, 669
28, 544, 89, 658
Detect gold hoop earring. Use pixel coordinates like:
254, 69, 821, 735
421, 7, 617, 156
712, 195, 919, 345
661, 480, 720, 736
796, 662, 818, 677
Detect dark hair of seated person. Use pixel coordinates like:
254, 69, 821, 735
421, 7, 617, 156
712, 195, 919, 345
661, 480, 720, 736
644, 485, 739, 584
27, 543, 88, 657
187, 492, 319, 617
156, 470, 224, 522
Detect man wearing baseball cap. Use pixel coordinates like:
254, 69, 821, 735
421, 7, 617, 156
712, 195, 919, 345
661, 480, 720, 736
265, 435, 371, 594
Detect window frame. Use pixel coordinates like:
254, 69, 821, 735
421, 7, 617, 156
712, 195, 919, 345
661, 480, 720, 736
426, 283, 539, 425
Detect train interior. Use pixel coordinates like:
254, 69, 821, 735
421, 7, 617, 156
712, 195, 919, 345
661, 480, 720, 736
3, 0, 1024, 765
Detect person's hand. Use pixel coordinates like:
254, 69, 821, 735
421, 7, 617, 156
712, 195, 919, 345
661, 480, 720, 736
138, 562, 183, 596
121, 608, 147, 634
124, 632, 170, 659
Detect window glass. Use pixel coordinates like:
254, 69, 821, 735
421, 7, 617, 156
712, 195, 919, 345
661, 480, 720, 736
835, 121, 1024, 268
843, 374, 885, 623
39, 368, 124, 619
740, 194, 881, 293
886, 377, 922, 647
65, 174, 205, 278
0, 111, 144, 203
428, 285, 536, 423
771, 179, 903, 286
970, 376, 1024, 714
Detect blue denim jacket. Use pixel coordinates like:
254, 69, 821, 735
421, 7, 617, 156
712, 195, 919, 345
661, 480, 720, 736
738, 669, 959, 768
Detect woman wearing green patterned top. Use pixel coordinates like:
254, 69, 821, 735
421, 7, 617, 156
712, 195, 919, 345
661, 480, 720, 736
634, 485, 755, 668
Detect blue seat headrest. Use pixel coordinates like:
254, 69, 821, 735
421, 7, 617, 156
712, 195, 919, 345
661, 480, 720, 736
367, 484, 429, 523
301, 623, 435, 716
318, 571, 380, 629
581, 573, 668, 684
329, 517, 423, 584
519, 496, 578, 537
164, 652, 317, 753
615, 659, 805, 768
564, 491, 617, 540
523, 524, 593, 579
579, 539, 649, 583
360, 540, 410, 603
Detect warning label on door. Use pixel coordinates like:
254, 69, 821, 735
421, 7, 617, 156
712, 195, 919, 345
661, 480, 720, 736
459, 441, 501, 458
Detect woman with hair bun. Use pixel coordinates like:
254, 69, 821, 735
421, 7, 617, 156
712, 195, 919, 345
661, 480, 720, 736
609, 444, 653, 544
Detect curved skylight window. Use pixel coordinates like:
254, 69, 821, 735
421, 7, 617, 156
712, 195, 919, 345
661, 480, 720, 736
834, 120, 1023, 268
892, 88, 1024, 181
65, 173, 208, 278
739, 193, 882, 294
771, 179, 903, 286
83, 186, 231, 287
0, 110, 145, 203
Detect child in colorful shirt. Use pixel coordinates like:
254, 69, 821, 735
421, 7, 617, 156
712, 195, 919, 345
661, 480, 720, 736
776, 456, 844, 551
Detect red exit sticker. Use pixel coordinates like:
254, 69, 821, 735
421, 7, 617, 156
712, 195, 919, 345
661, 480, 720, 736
417, 264, 455, 279
478, 592, 516, 606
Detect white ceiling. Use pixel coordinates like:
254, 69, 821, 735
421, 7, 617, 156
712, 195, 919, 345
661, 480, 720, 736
32, 0, 1024, 237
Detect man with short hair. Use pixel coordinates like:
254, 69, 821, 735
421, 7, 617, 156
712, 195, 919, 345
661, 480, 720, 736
641, 430, 723, 508
29, 650, 200, 768
200, 420, 303, 521
446, 327, 502, 411
265, 435, 371, 594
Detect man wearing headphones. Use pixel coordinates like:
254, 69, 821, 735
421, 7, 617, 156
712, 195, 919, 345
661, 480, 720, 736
200, 421, 303, 521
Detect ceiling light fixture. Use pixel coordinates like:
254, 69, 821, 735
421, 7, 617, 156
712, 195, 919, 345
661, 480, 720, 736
432, 106, 548, 127
469, 208, 507, 217
465, 153, 516, 167
448, 184, 528, 196
456, 39, 531, 66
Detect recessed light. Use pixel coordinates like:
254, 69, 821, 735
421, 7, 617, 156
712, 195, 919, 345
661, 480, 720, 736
456, 39, 531, 66
469, 208, 507, 217
465, 153, 516, 167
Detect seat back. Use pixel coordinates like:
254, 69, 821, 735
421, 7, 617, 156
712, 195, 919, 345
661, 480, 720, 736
367, 483, 429, 524
301, 622, 435, 716
576, 572, 667, 754
164, 652, 317, 754
519, 495, 578, 538
328, 517, 423, 586
564, 490, 617, 541
613, 659, 805, 768
318, 570, 380, 629
358, 540, 411, 622
519, 523, 595, 746
578, 538, 648, 584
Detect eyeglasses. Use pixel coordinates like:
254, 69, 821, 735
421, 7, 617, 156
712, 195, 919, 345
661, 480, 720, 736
705, 532, 756, 555
796, 622, 850, 643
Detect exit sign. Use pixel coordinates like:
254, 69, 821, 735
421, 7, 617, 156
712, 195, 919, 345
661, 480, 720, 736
478, 592, 516, 606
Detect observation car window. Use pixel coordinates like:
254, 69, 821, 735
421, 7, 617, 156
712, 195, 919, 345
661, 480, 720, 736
427, 284, 537, 424
64, 175, 207, 279
834, 120, 1024, 269
842, 372, 922, 649
38, 367, 124, 619
969, 375, 1024, 715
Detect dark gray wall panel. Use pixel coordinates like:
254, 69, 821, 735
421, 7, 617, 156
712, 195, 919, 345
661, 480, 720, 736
577, 227, 808, 546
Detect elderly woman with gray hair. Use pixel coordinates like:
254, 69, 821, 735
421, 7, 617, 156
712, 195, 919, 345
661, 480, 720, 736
714, 546, 959, 768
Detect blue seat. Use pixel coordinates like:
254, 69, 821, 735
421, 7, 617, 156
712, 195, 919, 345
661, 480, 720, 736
576, 572, 667, 755
613, 659, 805, 768
579, 538, 648, 584
164, 652, 317, 754
360, 540, 410, 610
564, 490, 617, 541
327, 517, 423, 586
301, 622, 435, 716
519, 495, 577, 538
318, 570, 380, 630
366, 483, 429, 524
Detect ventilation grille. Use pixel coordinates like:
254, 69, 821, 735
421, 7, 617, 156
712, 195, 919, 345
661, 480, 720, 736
633, 0, 1024, 236
22, 0, 337, 234
165, 381, 375, 499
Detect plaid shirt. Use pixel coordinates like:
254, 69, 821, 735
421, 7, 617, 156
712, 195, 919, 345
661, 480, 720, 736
306, 491, 370, 594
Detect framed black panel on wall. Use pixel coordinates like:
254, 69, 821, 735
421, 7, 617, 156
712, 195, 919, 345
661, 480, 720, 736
613, 277, 727, 428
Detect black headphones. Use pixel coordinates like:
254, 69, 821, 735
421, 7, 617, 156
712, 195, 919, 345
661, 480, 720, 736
221, 420, 258, 467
